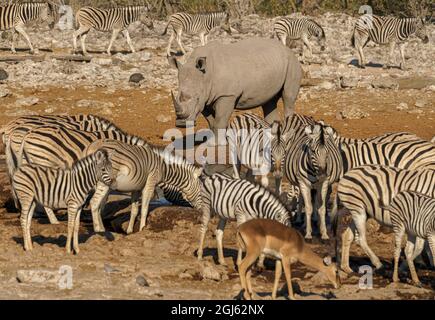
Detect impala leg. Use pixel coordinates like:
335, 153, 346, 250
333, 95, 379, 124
272, 260, 283, 299
282, 258, 296, 300
238, 250, 260, 300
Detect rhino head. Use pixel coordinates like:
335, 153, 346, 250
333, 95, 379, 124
169, 56, 210, 128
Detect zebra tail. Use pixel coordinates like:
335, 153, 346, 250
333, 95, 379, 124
161, 22, 170, 36
350, 26, 356, 47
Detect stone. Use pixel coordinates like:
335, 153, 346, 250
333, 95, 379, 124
129, 73, 145, 84
16, 269, 60, 284
414, 100, 427, 108
0, 68, 8, 81
15, 96, 39, 107
371, 78, 399, 90
91, 57, 112, 66
336, 106, 369, 120
0, 86, 10, 98
136, 275, 150, 287
200, 263, 224, 281
156, 114, 171, 123
396, 102, 409, 111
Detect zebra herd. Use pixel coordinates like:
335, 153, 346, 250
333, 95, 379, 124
1, 112, 435, 291
0, 2, 430, 70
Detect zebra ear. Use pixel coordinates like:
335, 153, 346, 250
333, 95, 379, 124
95, 149, 108, 163
324, 126, 335, 136
196, 57, 207, 73
194, 167, 204, 179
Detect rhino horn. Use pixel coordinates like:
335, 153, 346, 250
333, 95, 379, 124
171, 90, 181, 111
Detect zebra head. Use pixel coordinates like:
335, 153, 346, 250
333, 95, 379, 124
139, 10, 154, 30
220, 13, 232, 35
304, 124, 329, 177
414, 18, 429, 44
179, 166, 204, 210
268, 122, 292, 179
311, 20, 326, 51
94, 149, 113, 186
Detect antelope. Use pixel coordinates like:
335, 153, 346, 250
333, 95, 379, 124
237, 219, 340, 300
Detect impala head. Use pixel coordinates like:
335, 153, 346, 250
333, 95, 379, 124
322, 256, 341, 289
95, 149, 113, 186
415, 18, 429, 44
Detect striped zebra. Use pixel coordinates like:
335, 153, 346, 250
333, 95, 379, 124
273, 17, 326, 61
334, 165, 435, 273
352, 14, 429, 69
161, 12, 231, 56
386, 191, 435, 286
84, 140, 203, 234
0, 2, 58, 53
157, 183, 191, 207
198, 173, 292, 266
227, 113, 290, 194
73, 6, 153, 56
12, 149, 113, 254
2, 114, 120, 215
17, 125, 146, 232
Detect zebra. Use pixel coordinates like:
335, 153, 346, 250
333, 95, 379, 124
157, 183, 191, 207
273, 17, 326, 61
352, 14, 429, 69
198, 173, 292, 266
333, 165, 435, 274
2, 114, 120, 216
73, 6, 153, 56
83, 140, 203, 235
227, 113, 290, 194
0, 2, 58, 54
16, 125, 146, 231
161, 12, 231, 56
386, 191, 435, 286
12, 149, 113, 254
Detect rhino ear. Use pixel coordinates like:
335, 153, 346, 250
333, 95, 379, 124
168, 56, 181, 70
196, 57, 207, 73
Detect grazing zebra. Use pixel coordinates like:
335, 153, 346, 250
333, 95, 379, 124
73, 6, 153, 55
84, 140, 203, 234
334, 165, 435, 273
198, 173, 292, 266
273, 17, 326, 61
386, 191, 435, 286
352, 14, 429, 69
161, 12, 231, 56
12, 149, 113, 254
0, 2, 58, 53
2, 114, 120, 216
227, 113, 290, 194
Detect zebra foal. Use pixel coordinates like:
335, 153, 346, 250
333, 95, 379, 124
0, 2, 58, 54
12, 149, 113, 254
352, 14, 429, 69
198, 173, 292, 266
386, 191, 435, 286
161, 12, 231, 56
273, 17, 326, 61
73, 6, 153, 55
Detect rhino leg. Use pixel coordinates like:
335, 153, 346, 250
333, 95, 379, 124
262, 96, 280, 124
209, 97, 236, 146
282, 63, 302, 118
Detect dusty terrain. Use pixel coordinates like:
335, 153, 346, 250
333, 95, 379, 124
0, 13, 434, 300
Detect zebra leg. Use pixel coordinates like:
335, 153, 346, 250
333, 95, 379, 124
301, 35, 312, 62
66, 206, 78, 254
316, 181, 330, 241
45, 207, 59, 225
404, 236, 422, 286
122, 29, 135, 53
125, 191, 141, 234
73, 27, 90, 55
197, 207, 211, 261
392, 226, 405, 283
427, 234, 435, 269
272, 260, 283, 300
398, 43, 407, 70
352, 212, 383, 269
107, 29, 121, 55
340, 225, 356, 273
20, 199, 35, 251
300, 183, 314, 240
215, 218, 228, 265
14, 25, 34, 54
89, 181, 110, 233
138, 177, 158, 232
199, 32, 206, 46
81, 33, 89, 56
11, 29, 17, 54
279, 34, 287, 46
73, 208, 83, 255
166, 32, 175, 56
176, 32, 186, 55
385, 41, 396, 69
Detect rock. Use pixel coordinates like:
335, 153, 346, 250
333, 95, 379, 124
396, 102, 409, 111
17, 269, 59, 284
15, 96, 39, 107
340, 76, 359, 89
76, 99, 115, 109
200, 263, 225, 282
91, 57, 113, 66
371, 78, 399, 90
136, 275, 150, 287
104, 263, 121, 273
0, 86, 10, 98
0, 68, 8, 81
414, 100, 427, 108
178, 272, 194, 280
156, 114, 171, 123
129, 73, 145, 84
336, 106, 369, 120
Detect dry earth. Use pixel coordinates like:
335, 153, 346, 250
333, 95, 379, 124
0, 13, 434, 300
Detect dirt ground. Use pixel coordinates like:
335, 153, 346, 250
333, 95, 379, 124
0, 82, 434, 300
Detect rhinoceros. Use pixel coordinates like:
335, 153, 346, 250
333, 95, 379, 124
169, 38, 302, 142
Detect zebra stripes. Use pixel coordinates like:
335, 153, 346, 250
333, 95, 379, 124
198, 173, 292, 265
73, 6, 153, 55
84, 140, 203, 234
227, 113, 290, 193
335, 165, 435, 273
12, 149, 113, 254
273, 17, 326, 60
387, 191, 435, 285
352, 14, 429, 69
162, 12, 231, 56
0, 2, 57, 53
